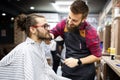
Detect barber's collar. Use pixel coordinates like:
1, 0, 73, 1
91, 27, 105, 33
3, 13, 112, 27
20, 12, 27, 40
79, 21, 88, 30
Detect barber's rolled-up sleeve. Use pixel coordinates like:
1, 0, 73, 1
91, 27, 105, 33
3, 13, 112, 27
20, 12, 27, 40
86, 27, 102, 57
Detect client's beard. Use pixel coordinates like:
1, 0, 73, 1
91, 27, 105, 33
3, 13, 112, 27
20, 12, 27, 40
44, 32, 52, 40
41, 33, 52, 40
37, 29, 52, 40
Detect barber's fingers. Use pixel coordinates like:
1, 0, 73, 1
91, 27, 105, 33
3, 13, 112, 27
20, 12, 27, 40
49, 33, 54, 39
63, 57, 78, 68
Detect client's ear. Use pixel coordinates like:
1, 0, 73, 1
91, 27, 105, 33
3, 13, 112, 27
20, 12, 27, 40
30, 26, 36, 34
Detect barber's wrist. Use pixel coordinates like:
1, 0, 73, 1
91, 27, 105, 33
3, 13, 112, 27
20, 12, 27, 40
77, 58, 82, 65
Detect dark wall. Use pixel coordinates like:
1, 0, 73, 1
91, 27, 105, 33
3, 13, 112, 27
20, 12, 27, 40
0, 13, 14, 44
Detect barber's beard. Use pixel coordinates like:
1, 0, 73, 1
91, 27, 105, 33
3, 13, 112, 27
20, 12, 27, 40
67, 25, 78, 32
36, 29, 52, 40
66, 23, 80, 34
66, 20, 84, 34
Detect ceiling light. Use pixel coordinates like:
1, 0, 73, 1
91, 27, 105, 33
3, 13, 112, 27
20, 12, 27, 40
55, 1, 73, 5
2, 13, 6, 16
30, 6, 35, 10
52, 0, 72, 13
11, 17, 14, 21
52, 3, 60, 11
52, 3, 70, 13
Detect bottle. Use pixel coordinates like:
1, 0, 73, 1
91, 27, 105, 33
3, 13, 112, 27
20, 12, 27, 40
110, 48, 115, 60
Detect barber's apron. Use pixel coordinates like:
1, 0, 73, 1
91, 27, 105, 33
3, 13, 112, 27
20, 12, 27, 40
62, 28, 96, 80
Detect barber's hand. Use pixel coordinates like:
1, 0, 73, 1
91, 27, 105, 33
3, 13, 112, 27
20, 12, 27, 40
63, 57, 78, 68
